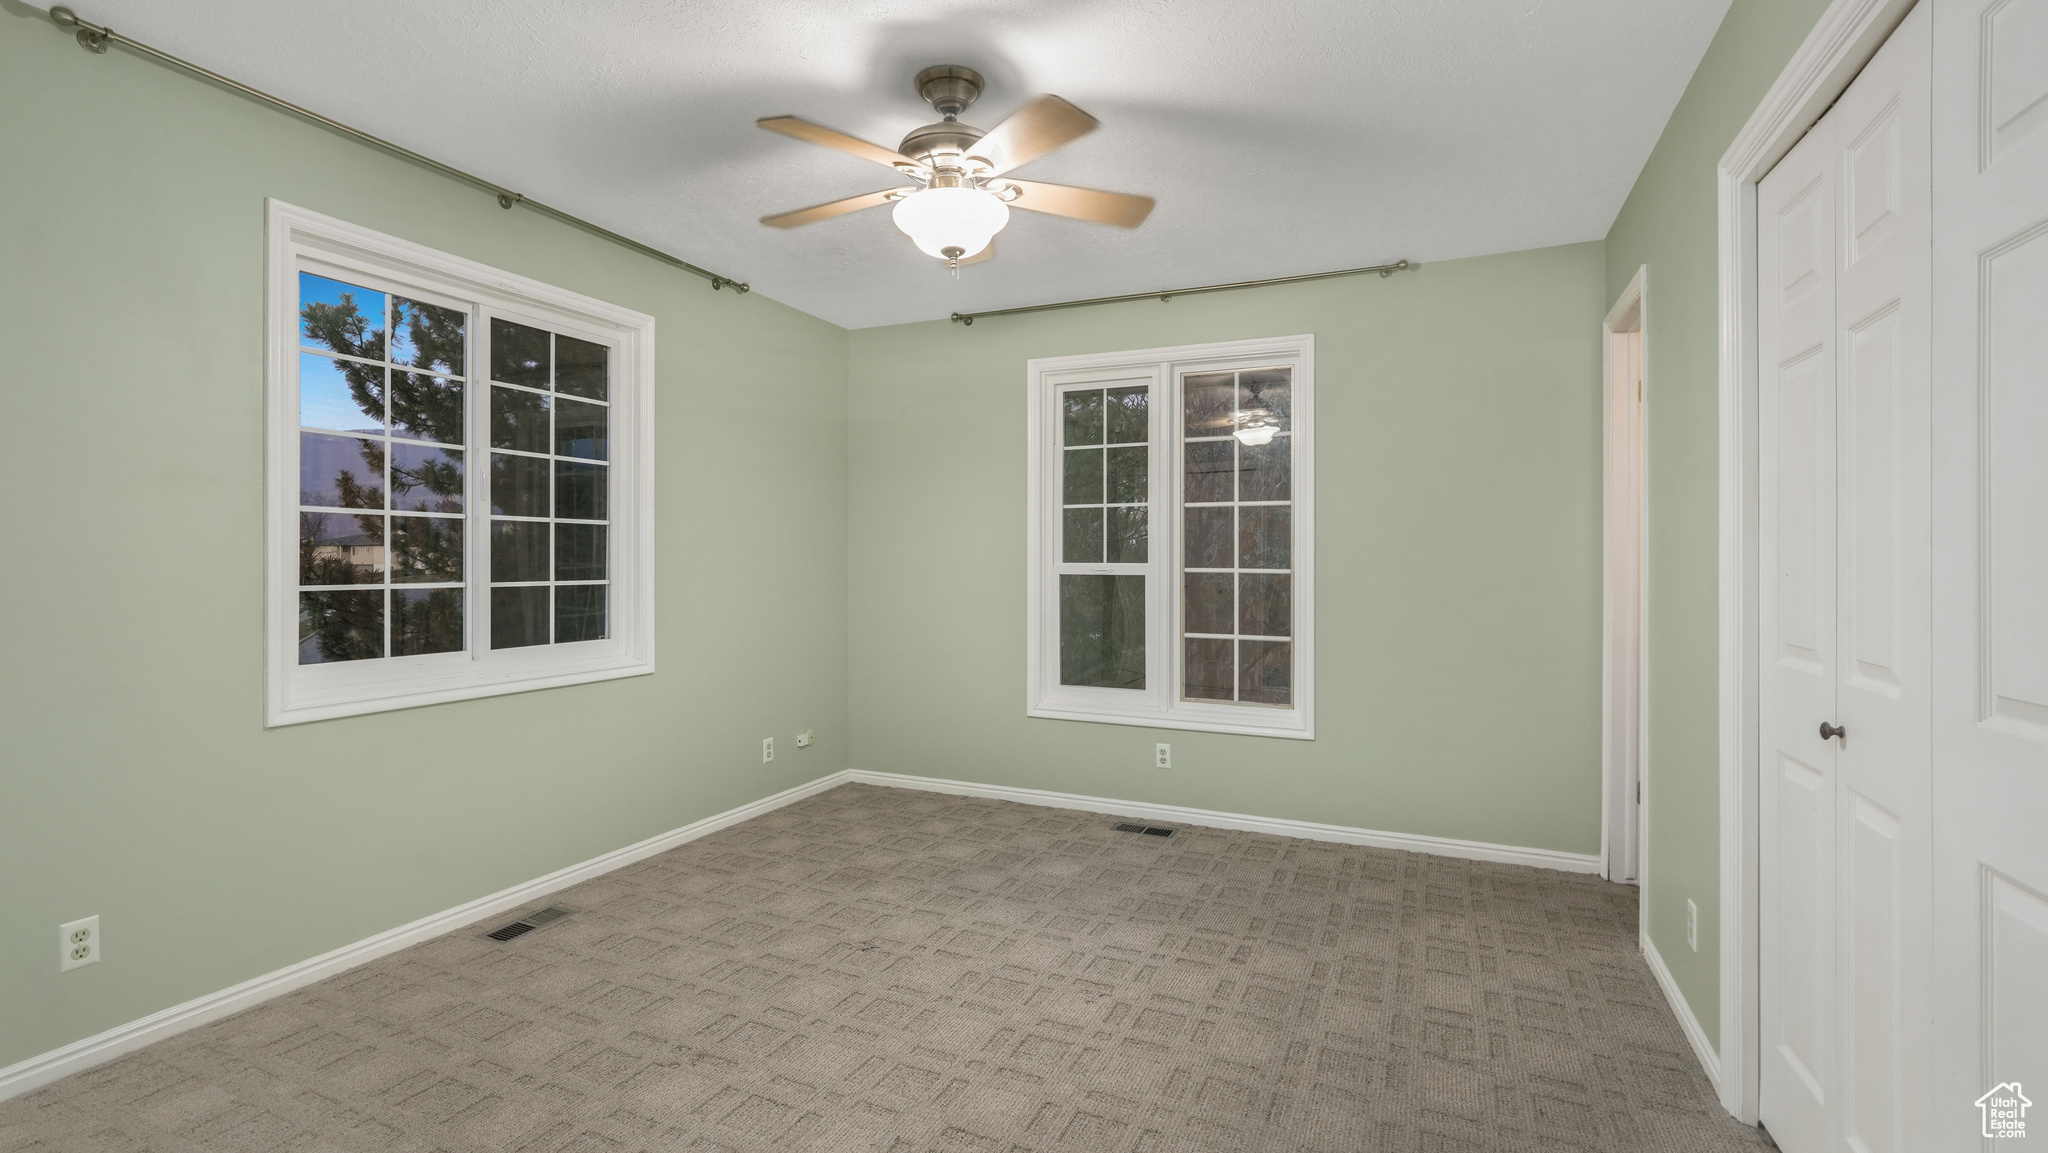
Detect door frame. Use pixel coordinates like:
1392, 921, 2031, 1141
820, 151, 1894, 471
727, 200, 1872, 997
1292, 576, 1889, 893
1715, 0, 1921, 1123
1602, 267, 1648, 886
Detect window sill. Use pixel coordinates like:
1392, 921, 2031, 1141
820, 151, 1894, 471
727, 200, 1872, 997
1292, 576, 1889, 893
268, 651, 652, 727
1027, 696, 1313, 740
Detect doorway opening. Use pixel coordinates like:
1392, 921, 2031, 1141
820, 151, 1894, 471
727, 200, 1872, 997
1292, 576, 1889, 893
1603, 267, 1648, 886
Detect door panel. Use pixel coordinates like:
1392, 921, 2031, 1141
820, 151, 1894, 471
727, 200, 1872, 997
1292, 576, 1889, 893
1759, 107, 1841, 1153
1933, 0, 2048, 1142
1759, 4, 1932, 1150
1847, 792, 1901, 1153
1777, 753, 1833, 1099
1845, 307, 1901, 696
1983, 228, 2048, 733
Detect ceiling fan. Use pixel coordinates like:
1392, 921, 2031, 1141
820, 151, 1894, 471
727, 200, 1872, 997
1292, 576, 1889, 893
757, 66, 1155, 269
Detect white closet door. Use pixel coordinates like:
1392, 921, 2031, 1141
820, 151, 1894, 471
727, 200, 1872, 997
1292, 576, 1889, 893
1758, 4, 1933, 1150
1931, 0, 2048, 1144
1759, 90, 1845, 1153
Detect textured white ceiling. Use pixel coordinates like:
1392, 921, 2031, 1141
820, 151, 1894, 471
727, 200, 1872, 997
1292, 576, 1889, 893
46, 0, 1731, 328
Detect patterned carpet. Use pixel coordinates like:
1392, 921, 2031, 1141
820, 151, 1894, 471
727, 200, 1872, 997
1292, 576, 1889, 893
0, 783, 1773, 1152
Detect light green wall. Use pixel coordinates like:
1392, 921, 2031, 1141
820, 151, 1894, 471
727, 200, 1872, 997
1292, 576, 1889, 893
1603, 0, 1834, 1050
0, 16, 850, 1068
846, 242, 1609, 853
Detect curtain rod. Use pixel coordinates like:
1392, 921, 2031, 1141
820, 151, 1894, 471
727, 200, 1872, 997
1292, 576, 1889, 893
44, 6, 751, 295
949, 259, 1416, 325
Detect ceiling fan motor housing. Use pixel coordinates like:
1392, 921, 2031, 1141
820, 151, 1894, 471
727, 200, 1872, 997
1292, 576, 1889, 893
903, 66, 992, 172
914, 65, 983, 117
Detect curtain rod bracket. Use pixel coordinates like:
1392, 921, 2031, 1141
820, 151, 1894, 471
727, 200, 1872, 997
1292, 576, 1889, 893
49, 6, 110, 52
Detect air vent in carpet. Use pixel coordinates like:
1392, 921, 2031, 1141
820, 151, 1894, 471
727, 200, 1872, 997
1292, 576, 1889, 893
484, 905, 575, 941
1113, 822, 1176, 838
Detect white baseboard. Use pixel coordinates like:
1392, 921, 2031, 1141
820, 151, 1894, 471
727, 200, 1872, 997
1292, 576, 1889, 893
2, 766, 1602, 1103
0, 771, 852, 1103
844, 769, 1605, 873
1642, 929, 1721, 1091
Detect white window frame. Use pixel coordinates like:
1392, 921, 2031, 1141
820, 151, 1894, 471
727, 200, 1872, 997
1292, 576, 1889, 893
265, 200, 655, 726
1026, 334, 1316, 739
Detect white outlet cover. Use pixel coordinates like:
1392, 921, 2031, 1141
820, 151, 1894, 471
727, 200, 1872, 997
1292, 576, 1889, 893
60, 914, 100, 972
1685, 899, 1698, 952
762, 737, 774, 763
1155, 743, 1171, 769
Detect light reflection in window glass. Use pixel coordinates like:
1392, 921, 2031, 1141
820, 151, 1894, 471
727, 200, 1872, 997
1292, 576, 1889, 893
296, 271, 465, 664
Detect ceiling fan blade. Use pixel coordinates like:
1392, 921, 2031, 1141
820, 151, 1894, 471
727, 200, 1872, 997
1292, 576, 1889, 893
1002, 180, 1154, 228
958, 240, 996, 265
759, 189, 902, 228
757, 116, 912, 170
971, 96, 1098, 175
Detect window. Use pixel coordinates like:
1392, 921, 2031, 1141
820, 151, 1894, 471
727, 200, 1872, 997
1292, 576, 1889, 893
267, 201, 654, 725
1027, 336, 1314, 738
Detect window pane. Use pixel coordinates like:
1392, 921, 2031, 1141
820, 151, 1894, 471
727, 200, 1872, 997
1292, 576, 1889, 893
1239, 639, 1292, 705
555, 335, 609, 401
1239, 573, 1291, 636
490, 318, 549, 387
299, 352, 383, 433
1238, 438, 1291, 502
390, 297, 466, 376
556, 461, 607, 520
390, 373, 463, 445
1183, 637, 1233, 700
1062, 508, 1104, 564
556, 584, 607, 642
1184, 507, 1233, 569
392, 588, 463, 656
299, 511, 383, 585
390, 443, 463, 512
1063, 448, 1103, 506
1184, 572, 1232, 634
491, 585, 550, 649
299, 273, 386, 362
300, 434, 385, 509
555, 398, 609, 461
390, 516, 462, 583
299, 590, 383, 664
1184, 372, 1236, 438
1106, 386, 1148, 445
1106, 506, 1147, 563
490, 453, 549, 517
1239, 506, 1291, 569
490, 386, 550, 453
1059, 574, 1144, 689
491, 520, 548, 582
1240, 371, 1292, 432
556, 523, 606, 581
1063, 389, 1103, 446
1184, 440, 1233, 503
1106, 446, 1147, 504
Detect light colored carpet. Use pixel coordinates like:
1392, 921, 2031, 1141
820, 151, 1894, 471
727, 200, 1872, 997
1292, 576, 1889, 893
1, 783, 1773, 1152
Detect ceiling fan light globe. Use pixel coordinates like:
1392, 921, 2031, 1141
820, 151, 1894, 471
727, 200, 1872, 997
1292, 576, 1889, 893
1234, 425, 1278, 447
892, 187, 1009, 260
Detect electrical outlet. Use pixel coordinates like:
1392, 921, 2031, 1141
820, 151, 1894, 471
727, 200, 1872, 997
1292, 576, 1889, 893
1154, 743, 1171, 769
1686, 899, 1698, 952
60, 915, 99, 972
795, 729, 814, 749
762, 737, 774, 764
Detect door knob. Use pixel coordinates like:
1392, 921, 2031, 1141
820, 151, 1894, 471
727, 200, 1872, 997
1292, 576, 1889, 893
1819, 721, 1846, 741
